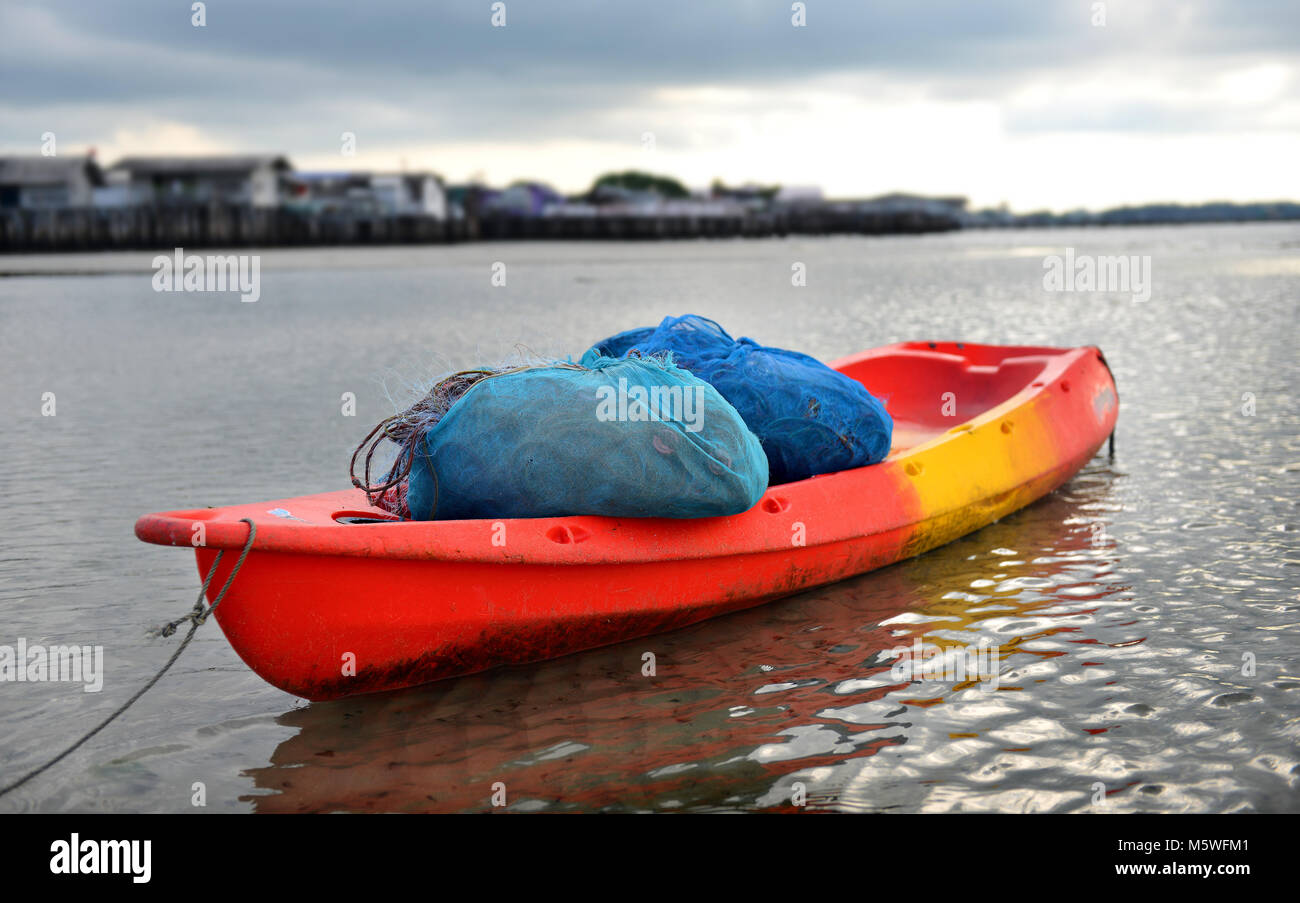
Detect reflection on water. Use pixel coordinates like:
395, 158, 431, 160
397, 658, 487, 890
242, 460, 1208, 812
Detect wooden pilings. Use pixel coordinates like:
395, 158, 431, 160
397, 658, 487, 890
0, 204, 961, 252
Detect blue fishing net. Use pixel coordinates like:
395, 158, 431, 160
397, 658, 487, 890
581, 315, 893, 484
397, 356, 768, 520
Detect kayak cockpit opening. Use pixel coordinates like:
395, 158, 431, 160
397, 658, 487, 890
334, 513, 402, 525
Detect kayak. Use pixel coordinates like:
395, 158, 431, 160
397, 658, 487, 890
135, 342, 1118, 700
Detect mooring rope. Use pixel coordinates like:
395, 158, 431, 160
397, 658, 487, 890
0, 518, 257, 800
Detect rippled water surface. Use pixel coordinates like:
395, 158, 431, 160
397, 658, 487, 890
1, 223, 1297, 812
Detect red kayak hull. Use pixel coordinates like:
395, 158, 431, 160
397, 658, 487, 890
136, 342, 1119, 700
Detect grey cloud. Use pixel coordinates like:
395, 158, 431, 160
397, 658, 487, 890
1, 0, 1297, 149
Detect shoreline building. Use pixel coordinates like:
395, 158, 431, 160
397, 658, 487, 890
0, 155, 104, 209
107, 155, 292, 207
853, 192, 969, 218
370, 173, 447, 219
285, 171, 448, 219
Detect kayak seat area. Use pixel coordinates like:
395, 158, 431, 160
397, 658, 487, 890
834, 343, 1062, 457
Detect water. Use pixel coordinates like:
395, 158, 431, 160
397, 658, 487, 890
0, 223, 1296, 813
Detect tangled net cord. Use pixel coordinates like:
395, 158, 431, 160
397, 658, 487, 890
0, 518, 257, 800
349, 362, 589, 519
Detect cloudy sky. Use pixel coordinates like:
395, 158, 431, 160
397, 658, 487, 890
2, 0, 1297, 210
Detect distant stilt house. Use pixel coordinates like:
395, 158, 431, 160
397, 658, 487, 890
285, 171, 447, 219
446, 183, 500, 221
282, 172, 376, 215
821, 192, 968, 231
854, 192, 969, 217
107, 155, 292, 207
485, 181, 564, 217
0, 155, 104, 209
710, 181, 779, 211
371, 173, 447, 219
773, 185, 824, 208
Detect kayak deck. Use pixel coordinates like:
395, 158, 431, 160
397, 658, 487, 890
135, 341, 1118, 700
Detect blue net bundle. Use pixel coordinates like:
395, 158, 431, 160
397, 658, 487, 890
581, 315, 892, 484
351, 355, 768, 521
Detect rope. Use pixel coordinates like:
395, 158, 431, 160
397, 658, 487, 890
0, 518, 257, 800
